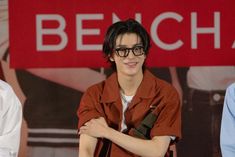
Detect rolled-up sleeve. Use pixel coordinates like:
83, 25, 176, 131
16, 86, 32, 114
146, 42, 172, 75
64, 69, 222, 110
150, 88, 181, 141
77, 86, 104, 129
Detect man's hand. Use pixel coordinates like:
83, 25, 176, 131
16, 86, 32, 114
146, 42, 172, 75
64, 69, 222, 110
79, 117, 109, 138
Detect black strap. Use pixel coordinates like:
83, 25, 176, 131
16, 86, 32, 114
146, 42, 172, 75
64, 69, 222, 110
98, 139, 112, 157
132, 105, 163, 139
133, 112, 158, 139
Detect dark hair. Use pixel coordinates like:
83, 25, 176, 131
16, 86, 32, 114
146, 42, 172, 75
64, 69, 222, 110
102, 19, 151, 70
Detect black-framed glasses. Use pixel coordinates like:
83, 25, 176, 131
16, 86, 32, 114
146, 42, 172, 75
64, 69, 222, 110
114, 46, 145, 57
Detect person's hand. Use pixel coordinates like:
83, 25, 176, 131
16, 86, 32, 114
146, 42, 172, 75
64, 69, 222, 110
79, 117, 109, 138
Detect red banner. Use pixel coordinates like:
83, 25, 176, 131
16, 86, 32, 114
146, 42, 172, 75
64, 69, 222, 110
9, 0, 235, 68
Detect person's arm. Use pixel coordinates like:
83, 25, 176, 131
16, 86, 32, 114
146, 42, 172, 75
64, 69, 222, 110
0, 81, 22, 155
1, 60, 27, 157
169, 67, 183, 104
78, 86, 106, 157
80, 117, 171, 157
79, 134, 98, 157
169, 67, 182, 157
220, 83, 235, 157
107, 130, 170, 157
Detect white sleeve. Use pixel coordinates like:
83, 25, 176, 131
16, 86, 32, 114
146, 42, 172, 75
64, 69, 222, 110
0, 80, 22, 155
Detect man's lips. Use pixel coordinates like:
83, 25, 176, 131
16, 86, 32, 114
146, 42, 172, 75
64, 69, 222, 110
125, 62, 138, 67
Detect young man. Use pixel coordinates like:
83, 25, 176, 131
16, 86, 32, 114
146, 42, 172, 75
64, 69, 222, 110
78, 19, 181, 157
0, 80, 22, 156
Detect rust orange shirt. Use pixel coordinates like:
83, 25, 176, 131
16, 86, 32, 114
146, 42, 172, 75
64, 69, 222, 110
78, 69, 181, 157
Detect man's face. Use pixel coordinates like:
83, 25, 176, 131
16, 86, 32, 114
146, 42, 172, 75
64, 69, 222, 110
111, 33, 146, 77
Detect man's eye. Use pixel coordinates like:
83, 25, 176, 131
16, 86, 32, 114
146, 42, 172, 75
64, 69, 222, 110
135, 46, 142, 51
133, 47, 139, 51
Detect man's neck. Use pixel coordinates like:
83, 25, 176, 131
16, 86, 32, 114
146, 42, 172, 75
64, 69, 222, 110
118, 71, 143, 96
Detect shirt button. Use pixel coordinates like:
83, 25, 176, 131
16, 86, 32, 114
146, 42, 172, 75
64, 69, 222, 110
213, 93, 221, 102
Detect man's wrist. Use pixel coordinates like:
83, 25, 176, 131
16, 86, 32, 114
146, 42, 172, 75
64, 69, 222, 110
103, 127, 113, 139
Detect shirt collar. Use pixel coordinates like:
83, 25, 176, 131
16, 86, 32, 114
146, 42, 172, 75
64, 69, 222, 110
100, 72, 120, 103
100, 69, 157, 103
135, 69, 157, 99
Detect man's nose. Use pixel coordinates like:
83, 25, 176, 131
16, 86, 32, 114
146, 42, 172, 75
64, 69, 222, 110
126, 49, 135, 58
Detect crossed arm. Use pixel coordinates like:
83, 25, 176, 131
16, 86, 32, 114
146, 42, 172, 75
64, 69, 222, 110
79, 117, 171, 157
